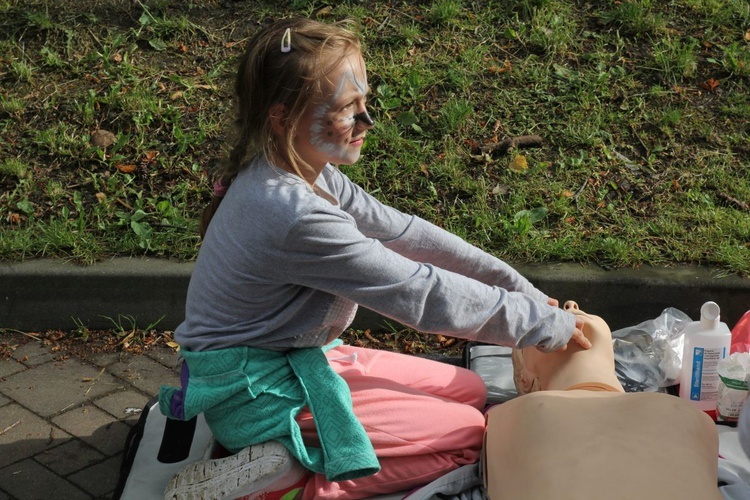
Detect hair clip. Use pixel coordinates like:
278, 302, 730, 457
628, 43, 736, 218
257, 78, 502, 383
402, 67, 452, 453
280, 28, 291, 53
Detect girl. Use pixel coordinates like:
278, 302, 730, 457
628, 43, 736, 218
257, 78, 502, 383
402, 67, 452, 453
160, 17, 588, 500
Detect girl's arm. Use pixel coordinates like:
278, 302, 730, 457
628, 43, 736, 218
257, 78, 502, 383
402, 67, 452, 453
330, 167, 548, 302
278, 205, 575, 352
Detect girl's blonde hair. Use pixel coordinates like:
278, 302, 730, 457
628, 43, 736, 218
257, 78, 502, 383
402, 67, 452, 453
200, 18, 361, 237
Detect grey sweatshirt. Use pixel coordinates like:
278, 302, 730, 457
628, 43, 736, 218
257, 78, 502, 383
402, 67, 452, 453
175, 155, 576, 352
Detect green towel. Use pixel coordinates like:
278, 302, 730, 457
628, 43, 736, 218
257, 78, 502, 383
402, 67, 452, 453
159, 341, 380, 481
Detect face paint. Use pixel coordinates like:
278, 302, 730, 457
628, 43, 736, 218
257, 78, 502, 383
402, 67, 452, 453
293, 52, 373, 173
353, 111, 374, 126
308, 58, 370, 164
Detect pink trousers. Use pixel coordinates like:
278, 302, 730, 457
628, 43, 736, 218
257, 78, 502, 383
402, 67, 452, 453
297, 344, 487, 499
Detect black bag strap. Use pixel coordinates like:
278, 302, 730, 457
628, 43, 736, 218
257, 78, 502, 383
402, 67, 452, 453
111, 396, 158, 500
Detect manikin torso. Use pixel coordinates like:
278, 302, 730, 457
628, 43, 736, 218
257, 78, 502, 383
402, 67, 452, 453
483, 301, 722, 500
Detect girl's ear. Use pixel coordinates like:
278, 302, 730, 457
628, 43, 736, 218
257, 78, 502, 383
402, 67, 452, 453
269, 103, 288, 136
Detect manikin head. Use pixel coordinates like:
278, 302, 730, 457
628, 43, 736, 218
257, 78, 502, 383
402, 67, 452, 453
513, 301, 622, 394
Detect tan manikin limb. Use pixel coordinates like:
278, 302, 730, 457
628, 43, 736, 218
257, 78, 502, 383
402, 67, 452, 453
484, 301, 722, 500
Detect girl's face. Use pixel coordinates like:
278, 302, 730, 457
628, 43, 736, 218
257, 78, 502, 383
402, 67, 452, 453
294, 50, 373, 171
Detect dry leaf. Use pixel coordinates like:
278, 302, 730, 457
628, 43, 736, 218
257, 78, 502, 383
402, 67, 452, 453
420, 164, 430, 176
491, 184, 509, 195
116, 163, 137, 173
143, 150, 159, 164
488, 60, 512, 74
111, 53, 123, 63
700, 78, 719, 92
745, 29, 750, 42
561, 190, 574, 198
95, 192, 106, 203
91, 129, 116, 148
508, 154, 528, 172
170, 90, 184, 100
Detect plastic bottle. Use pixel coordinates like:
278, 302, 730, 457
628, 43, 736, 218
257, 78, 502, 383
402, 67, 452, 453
679, 301, 732, 412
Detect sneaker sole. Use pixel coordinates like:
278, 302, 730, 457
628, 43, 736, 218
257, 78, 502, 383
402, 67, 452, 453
165, 441, 300, 500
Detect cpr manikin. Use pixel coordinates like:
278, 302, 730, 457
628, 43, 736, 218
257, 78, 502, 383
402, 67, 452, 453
483, 301, 722, 500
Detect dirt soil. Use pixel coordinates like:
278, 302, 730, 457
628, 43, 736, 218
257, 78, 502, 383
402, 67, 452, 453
0, 327, 468, 363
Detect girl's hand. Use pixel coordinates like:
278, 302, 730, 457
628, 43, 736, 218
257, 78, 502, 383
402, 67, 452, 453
554, 316, 591, 352
547, 297, 559, 307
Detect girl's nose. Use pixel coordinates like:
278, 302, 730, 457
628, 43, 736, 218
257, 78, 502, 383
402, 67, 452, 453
353, 110, 374, 128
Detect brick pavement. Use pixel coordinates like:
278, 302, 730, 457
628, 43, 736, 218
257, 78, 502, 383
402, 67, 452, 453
0, 334, 180, 499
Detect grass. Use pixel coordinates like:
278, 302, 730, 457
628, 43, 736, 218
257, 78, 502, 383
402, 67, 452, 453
0, 0, 748, 275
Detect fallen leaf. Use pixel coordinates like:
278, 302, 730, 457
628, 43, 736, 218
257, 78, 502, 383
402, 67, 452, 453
315, 5, 332, 17
95, 192, 106, 203
143, 150, 159, 164
178, 43, 188, 53
170, 90, 184, 100
561, 190, 574, 198
116, 163, 137, 173
420, 164, 430, 176
745, 29, 750, 42
488, 59, 512, 74
491, 184, 509, 195
508, 154, 528, 172
111, 53, 123, 63
91, 129, 117, 148
700, 78, 719, 92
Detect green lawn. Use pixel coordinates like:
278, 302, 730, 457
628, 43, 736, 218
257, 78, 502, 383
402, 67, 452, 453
1, 0, 748, 274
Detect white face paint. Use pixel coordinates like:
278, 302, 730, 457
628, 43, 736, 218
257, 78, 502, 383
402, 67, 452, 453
309, 70, 360, 157
294, 52, 372, 170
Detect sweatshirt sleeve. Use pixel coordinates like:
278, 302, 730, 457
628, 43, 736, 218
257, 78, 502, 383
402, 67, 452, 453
277, 206, 575, 352
330, 168, 548, 302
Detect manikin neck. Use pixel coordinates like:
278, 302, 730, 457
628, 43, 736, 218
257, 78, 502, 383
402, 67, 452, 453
530, 317, 625, 393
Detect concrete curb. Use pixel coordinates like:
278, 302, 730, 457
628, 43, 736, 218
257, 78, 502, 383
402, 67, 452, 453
2, 258, 749, 333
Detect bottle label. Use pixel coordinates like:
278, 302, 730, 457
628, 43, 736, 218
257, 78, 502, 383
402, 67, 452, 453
689, 347, 727, 401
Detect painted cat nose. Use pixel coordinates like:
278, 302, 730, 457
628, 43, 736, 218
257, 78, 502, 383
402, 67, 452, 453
353, 110, 374, 126
563, 300, 579, 311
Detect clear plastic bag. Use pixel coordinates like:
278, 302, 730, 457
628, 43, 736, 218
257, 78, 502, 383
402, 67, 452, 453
611, 307, 692, 392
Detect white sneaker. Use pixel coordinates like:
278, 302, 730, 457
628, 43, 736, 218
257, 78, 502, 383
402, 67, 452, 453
164, 440, 306, 500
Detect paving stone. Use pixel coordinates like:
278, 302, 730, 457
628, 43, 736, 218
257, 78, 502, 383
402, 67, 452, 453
0, 458, 89, 499
67, 455, 121, 498
52, 404, 130, 457
145, 345, 181, 371
106, 353, 180, 396
10, 338, 59, 366
34, 439, 105, 476
0, 357, 26, 378
0, 357, 124, 418
79, 350, 124, 368
0, 393, 9, 407
93, 389, 150, 425
0, 403, 71, 469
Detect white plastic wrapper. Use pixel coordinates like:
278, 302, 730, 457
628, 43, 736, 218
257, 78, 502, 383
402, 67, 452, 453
611, 307, 691, 392
718, 353, 750, 422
